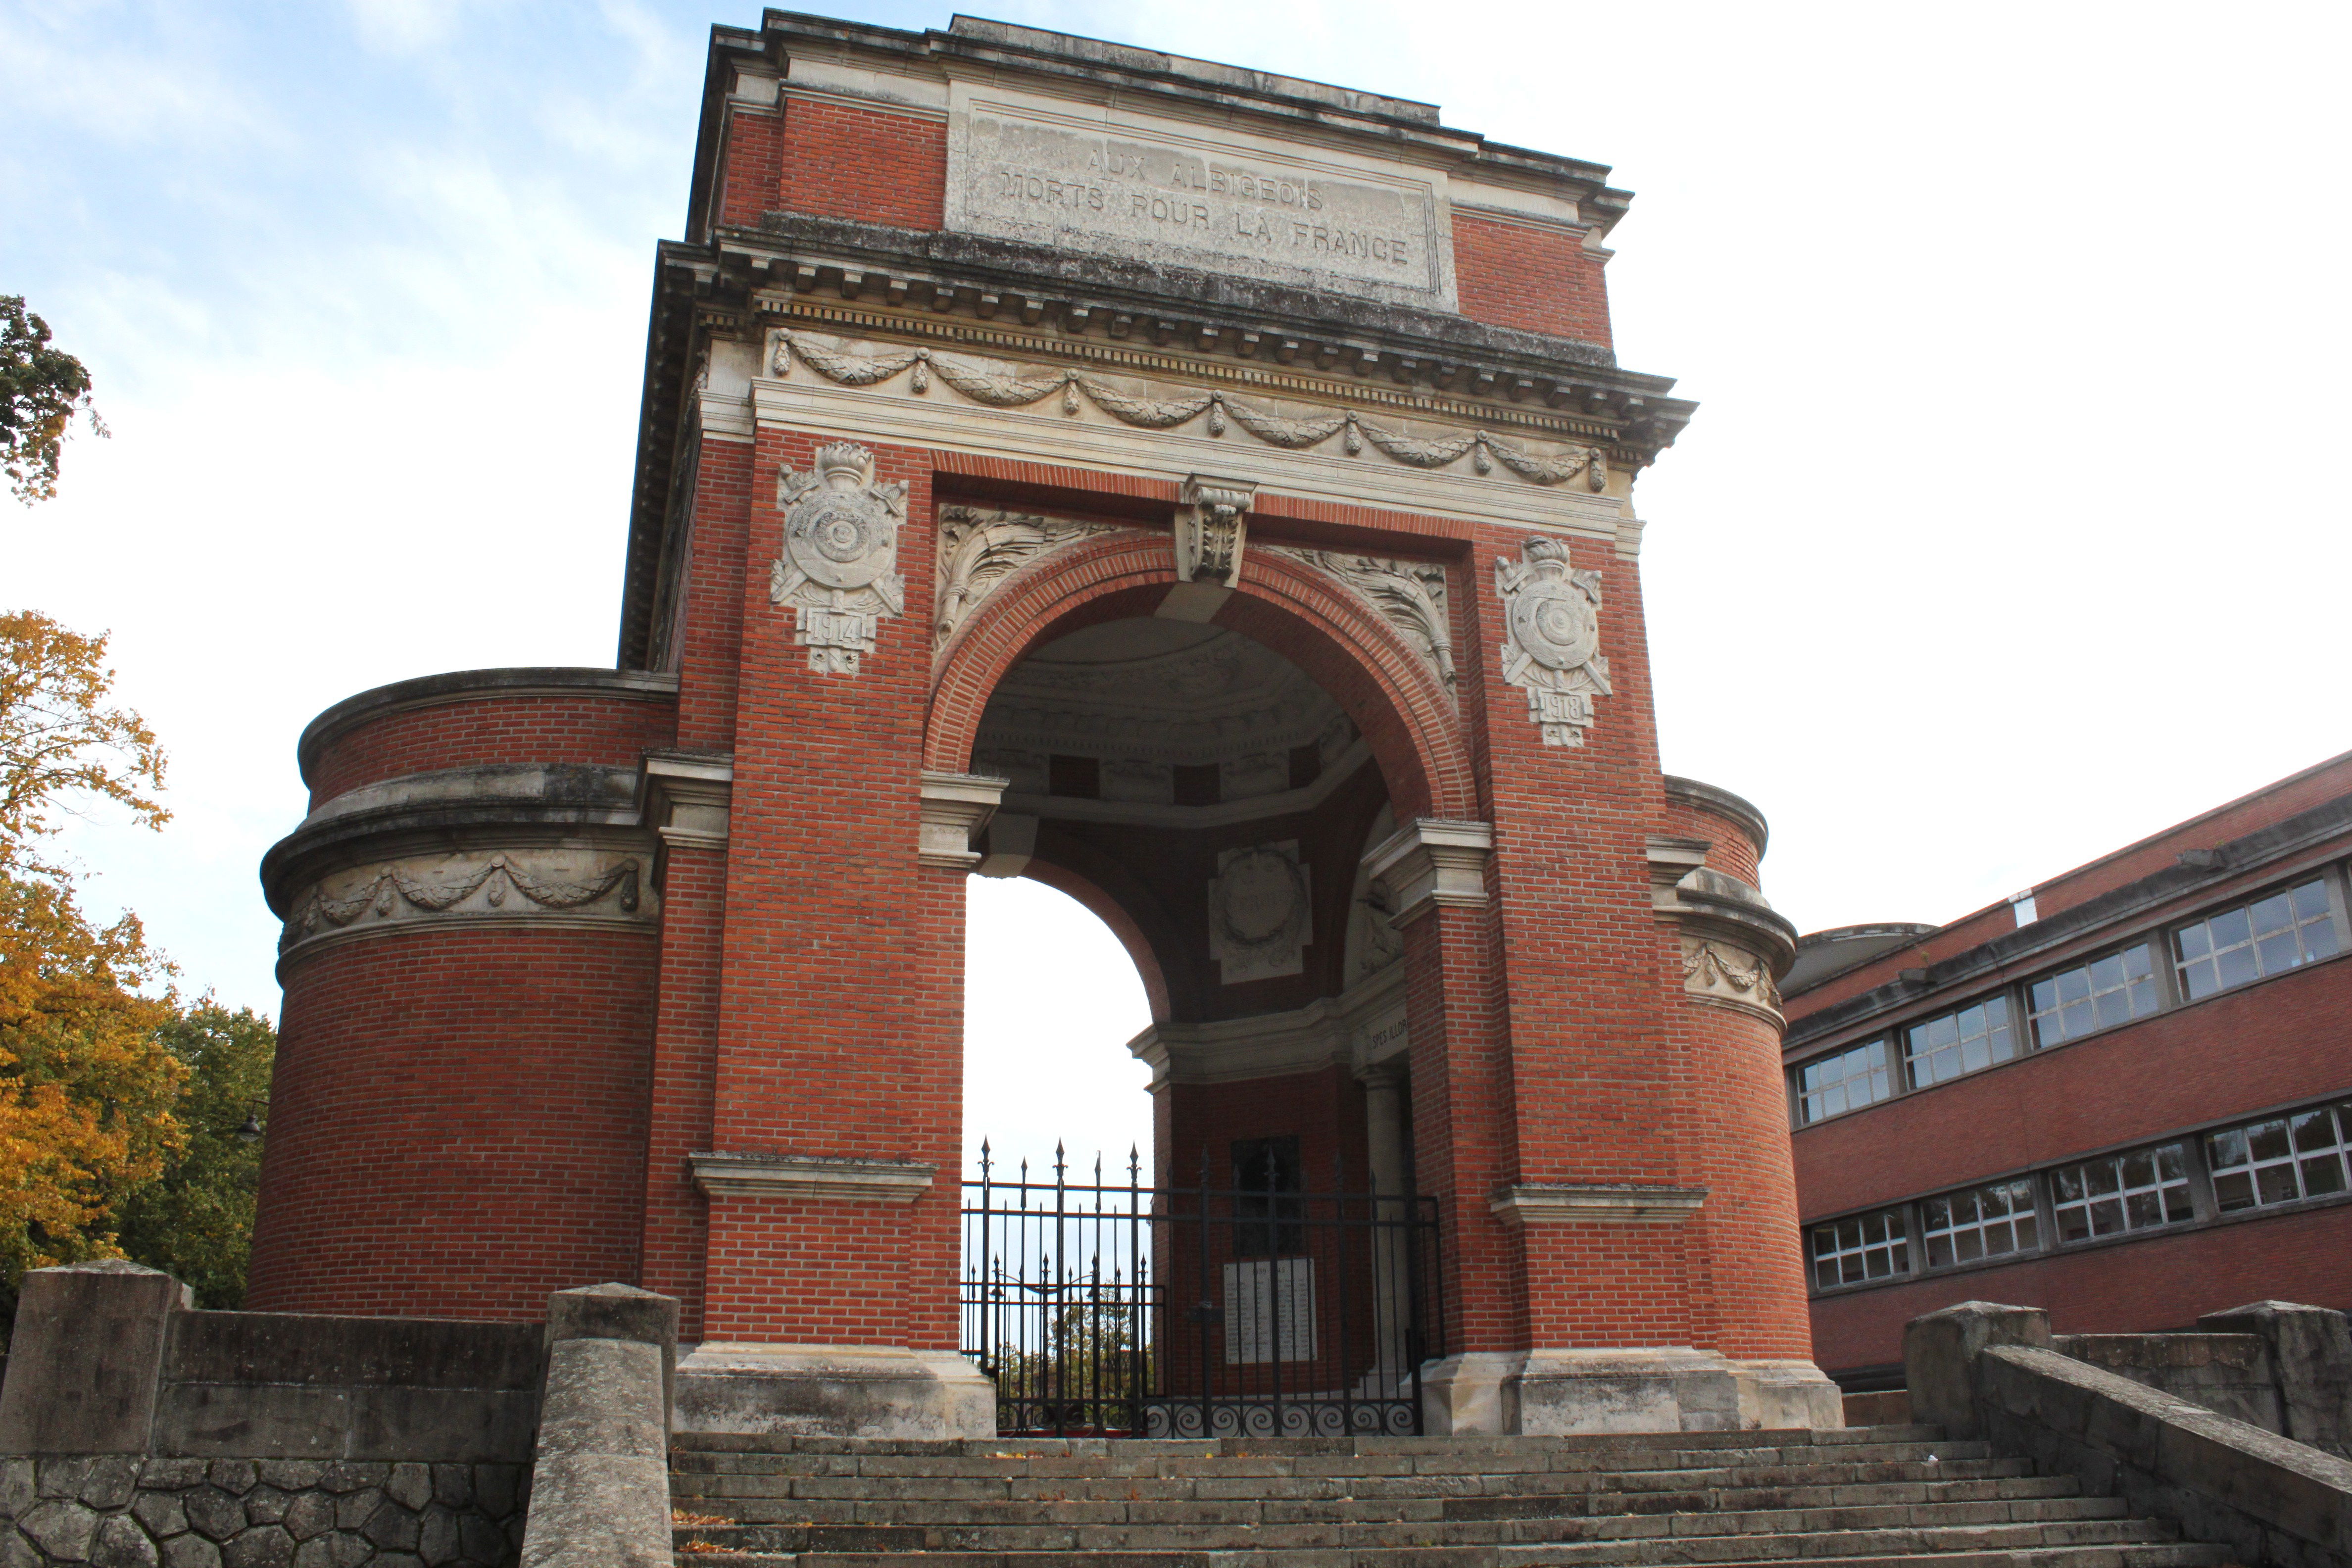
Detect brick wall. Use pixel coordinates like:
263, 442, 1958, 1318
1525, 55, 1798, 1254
248, 927, 659, 1320
1793, 955, 2352, 1221
305, 691, 677, 808
1810, 1202, 2352, 1372
768, 97, 947, 231
1450, 212, 1613, 345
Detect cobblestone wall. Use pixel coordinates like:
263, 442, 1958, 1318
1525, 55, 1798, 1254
0, 1457, 527, 1568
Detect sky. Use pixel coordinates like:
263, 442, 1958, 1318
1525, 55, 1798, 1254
5, 0, 2348, 1176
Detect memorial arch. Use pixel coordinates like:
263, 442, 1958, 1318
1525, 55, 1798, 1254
249, 12, 1837, 1438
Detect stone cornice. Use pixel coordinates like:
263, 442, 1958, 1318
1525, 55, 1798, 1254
1663, 775, 1770, 860
1490, 1183, 1710, 1225
1365, 818, 1492, 928
688, 1153, 937, 1205
297, 668, 678, 789
261, 764, 651, 917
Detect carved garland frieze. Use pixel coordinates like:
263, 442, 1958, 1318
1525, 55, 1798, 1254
1495, 537, 1613, 746
933, 505, 1132, 646
771, 329, 1607, 490
1263, 547, 1457, 695
770, 441, 906, 674
1681, 936, 1784, 1021
281, 850, 646, 955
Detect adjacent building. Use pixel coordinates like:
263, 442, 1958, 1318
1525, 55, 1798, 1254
1783, 751, 2352, 1387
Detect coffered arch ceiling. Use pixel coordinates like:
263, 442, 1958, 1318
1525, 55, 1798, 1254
973, 618, 1372, 826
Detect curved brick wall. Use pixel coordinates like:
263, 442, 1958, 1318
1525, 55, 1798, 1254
1662, 776, 1768, 888
300, 668, 679, 808
248, 925, 659, 1320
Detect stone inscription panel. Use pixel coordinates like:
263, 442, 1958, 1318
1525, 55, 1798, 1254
950, 97, 1449, 305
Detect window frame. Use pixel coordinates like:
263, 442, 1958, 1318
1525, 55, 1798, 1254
2026, 940, 2164, 1051
1899, 991, 2019, 1091
1792, 1037, 1895, 1127
2169, 875, 2344, 1004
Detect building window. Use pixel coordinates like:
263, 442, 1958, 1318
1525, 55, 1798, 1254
1795, 1039, 1892, 1125
1903, 995, 2016, 1088
1809, 1210, 1909, 1288
2028, 943, 2159, 1048
2207, 1103, 2352, 1211
2173, 880, 2339, 1001
1921, 1177, 2039, 1267
2051, 1143, 2193, 1241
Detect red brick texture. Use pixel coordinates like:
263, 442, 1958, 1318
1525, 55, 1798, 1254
1793, 954, 2352, 1223
1450, 212, 1613, 345
247, 927, 658, 1319
1810, 1202, 2352, 1372
305, 690, 678, 808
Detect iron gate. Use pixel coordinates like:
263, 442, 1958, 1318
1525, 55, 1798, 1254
960, 1144, 1444, 1438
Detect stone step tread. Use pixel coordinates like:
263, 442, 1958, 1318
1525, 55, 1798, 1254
670, 1481, 2095, 1530
670, 1541, 2230, 1568
671, 1443, 1990, 1479
677, 1474, 2064, 1528
672, 1461, 2038, 1504
672, 1497, 2135, 1552
669, 1428, 1955, 1460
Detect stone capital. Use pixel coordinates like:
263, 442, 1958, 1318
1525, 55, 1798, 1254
1364, 817, 1492, 927
917, 771, 1009, 871
639, 749, 735, 850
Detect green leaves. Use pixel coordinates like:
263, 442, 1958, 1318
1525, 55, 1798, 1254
0, 296, 106, 507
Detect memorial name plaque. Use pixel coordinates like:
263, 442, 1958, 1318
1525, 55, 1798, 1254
949, 96, 1452, 307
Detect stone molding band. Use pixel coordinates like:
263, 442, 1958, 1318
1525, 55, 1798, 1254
1490, 1183, 1710, 1225
688, 1153, 938, 1204
1646, 837, 1799, 1024
772, 328, 1609, 491
640, 749, 735, 852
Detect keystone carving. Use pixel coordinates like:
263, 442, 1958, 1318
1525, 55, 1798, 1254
933, 505, 1129, 646
1265, 547, 1457, 694
1176, 475, 1256, 586
770, 441, 906, 674
1208, 839, 1312, 984
1495, 537, 1612, 746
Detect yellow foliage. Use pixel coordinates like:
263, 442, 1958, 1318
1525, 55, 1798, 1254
0, 875, 184, 1277
0, 610, 168, 885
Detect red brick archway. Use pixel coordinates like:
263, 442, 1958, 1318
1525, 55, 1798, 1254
924, 530, 1475, 822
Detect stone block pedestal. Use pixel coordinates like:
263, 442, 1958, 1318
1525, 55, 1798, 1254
1420, 1348, 1843, 1435
674, 1344, 995, 1439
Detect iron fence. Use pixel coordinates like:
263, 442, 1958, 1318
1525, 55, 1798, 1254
960, 1143, 1443, 1438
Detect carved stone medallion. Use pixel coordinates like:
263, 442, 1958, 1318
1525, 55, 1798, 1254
1495, 537, 1613, 746
770, 441, 907, 674
1208, 840, 1313, 984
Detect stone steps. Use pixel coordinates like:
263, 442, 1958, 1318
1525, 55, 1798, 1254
667, 1428, 2228, 1568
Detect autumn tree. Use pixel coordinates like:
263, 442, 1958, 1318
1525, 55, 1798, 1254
1, 296, 106, 506
0, 611, 185, 1305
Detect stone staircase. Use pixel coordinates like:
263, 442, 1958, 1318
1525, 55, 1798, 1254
667, 1425, 2236, 1568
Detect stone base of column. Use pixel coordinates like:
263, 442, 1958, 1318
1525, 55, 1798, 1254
1420, 1349, 1844, 1435
674, 1343, 995, 1439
